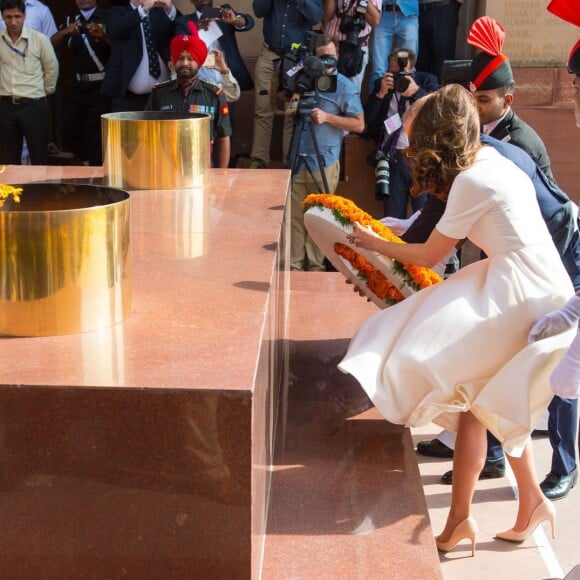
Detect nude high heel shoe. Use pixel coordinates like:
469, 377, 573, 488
436, 516, 478, 556
495, 499, 556, 543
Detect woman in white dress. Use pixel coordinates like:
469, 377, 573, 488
342, 85, 575, 554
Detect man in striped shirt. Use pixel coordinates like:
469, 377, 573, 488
322, 0, 381, 91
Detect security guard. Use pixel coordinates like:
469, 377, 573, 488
51, 0, 111, 166
146, 26, 233, 168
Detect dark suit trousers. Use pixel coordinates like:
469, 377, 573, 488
0, 97, 49, 165
383, 151, 427, 219
112, 92, 151, 113
486, 375, 578, 475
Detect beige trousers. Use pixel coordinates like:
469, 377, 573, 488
251, 46, 293, 166
290, 159, 341, 271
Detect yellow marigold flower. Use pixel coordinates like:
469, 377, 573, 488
0, 166, 23, 208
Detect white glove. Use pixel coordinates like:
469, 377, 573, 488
379, 210, 421, 236
528, 295, 580, 342
551, 332, 580, 399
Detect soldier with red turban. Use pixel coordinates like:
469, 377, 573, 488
145, 22, 232, 167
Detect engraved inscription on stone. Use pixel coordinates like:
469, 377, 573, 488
485, 0, 578, 65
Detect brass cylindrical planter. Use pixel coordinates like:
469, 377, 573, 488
102, 111, 210, 190
0, 183, 131, 337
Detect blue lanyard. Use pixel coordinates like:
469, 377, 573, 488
2, 36, 28, 58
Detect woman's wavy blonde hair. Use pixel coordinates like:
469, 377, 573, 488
407, 84, 482, 201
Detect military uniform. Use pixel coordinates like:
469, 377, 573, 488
146, 78, 233, 143
488, 108, 553, 182
57, 6, 111, 165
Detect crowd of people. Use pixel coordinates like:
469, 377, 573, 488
1, 0, 579, 564
0, 0, 464, 167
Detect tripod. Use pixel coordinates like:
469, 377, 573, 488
285, 93, 330, 193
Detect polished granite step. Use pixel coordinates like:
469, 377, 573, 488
263, 273, 442, 579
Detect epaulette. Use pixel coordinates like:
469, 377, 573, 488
152, 79, 175, 90
198, 79, 223, 96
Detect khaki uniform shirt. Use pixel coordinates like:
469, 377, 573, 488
0, 25, 59, 98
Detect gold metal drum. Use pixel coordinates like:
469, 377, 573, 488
102, 111, 210, 190
0, 183, 131, 337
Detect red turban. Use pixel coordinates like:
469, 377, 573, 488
170, 22, 208, 67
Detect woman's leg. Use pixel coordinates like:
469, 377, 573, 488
505, 440, 547, 530
437, 410, 486, 541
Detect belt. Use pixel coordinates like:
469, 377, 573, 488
76, 72, 106, 82
263, 43, 288, 57
420, 0, 451, 10
383, 3, 401, 12
0, 95, 45, 105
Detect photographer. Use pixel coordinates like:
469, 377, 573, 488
51, 0, 111, 166
248, 0, 322, 169
322, 0, 381, 91
289, 35, 364, 271
363, 47, 437, 218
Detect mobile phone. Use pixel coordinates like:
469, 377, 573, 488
200, 6, 223, 19
203, 53, 216, 68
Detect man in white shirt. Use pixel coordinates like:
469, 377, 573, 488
0, 0, 58, 164
0, 0, 56, 36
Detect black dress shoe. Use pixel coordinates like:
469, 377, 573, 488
416, 438, 454, 458
441, 457, 506, 485
540, 468, 578, 501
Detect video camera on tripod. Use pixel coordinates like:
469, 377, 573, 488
278, 32, 338, 101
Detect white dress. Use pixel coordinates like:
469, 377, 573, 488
338, 147, 576, 456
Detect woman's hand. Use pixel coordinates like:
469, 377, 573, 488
347, 223, 385, 253
345, 278, 371, 302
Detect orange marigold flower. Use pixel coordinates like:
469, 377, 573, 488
305, 194, 442, 291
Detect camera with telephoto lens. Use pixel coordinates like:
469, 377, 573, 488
391, 49, 412, 93
339, 0, 368, 49
367, 149, 391, 199
279, 32, 337, 96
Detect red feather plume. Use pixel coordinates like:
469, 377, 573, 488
548, 0, 580, 27
467, 16, 506, 56
187, 20, 200, 38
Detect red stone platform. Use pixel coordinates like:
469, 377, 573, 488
0, 165, 290, 579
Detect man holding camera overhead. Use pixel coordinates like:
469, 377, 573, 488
288, 35, 364, 271
363, 47, 437, 218
102, 0, 177, 112
175, 0, 254, 102
51, 0, 111, 166
322, 0, 381, 91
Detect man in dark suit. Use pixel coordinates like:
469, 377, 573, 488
175, 0, 254, 94
102, 0, 178, 112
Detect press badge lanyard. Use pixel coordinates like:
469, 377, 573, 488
2, 36, 28, 58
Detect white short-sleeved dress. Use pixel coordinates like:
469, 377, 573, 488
338, 146, 576, 456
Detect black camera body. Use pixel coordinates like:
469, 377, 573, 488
338, 0, 368, 48
391, 49, 412, 93
367, 149, 391, 199
77, 20, 90, 34
200, 6, 224, 19
280, 32, 337, 96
